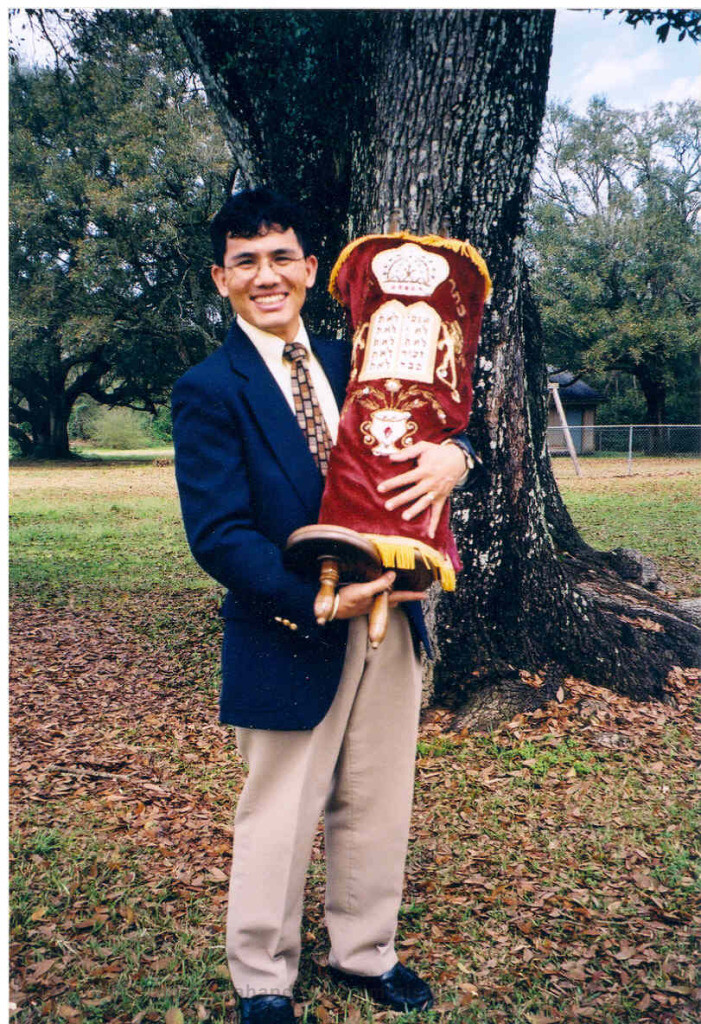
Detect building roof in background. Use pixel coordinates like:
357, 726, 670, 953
548, 369, 604, 405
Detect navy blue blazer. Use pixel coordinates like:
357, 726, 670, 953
172, 319, 428, 730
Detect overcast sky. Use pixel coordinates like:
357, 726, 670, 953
548, 8, 700, 112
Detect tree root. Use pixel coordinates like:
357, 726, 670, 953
435, 545, 700, 727
449, 662, 566, 733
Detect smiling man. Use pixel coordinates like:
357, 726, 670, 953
210, 226, 318, 341
172, 188, 471, 1023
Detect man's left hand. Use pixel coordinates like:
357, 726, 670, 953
377, 441, 467, 539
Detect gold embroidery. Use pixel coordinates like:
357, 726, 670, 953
448, 276, 467, 318
361, 410, 418, 455
350, 321, 370, 382
435, 320, 463, 402
349, 379, 448, 457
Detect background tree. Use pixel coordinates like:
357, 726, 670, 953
9, 15, 231, 458
529, 99, 701, 425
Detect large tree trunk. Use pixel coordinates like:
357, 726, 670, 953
173, 10, 700, 721
11, 362, 74, 460
34, 402, 72, 460
636, 366, 666, 427
11, 340, 114, 460
9, 423, 34, 458
21, 397, 72, 460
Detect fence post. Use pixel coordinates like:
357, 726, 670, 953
627, 424, 633, 475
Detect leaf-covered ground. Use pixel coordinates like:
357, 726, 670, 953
9, 458, 701, 1023
10, 592, 700, 1024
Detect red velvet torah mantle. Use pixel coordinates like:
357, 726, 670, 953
319, 233, 492, 590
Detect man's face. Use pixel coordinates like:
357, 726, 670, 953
211, 226, 318, 342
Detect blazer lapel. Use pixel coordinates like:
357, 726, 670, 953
223, 322, 324, 515
309, 334, 350, 412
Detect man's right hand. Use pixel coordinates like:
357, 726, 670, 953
334, 571, 427, 621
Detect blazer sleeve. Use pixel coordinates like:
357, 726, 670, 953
172, 372, 322, 633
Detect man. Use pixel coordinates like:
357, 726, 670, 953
172, 188, 472, 1024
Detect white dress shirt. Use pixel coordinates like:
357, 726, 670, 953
237, 315, 340, 444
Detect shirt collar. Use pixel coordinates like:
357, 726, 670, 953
237, 315, 311, 357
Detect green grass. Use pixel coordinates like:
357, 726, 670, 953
476, 735, 606, 777
558, 476, 700, 595
9, 461, 211, 602
559, 485, 699, 558
9, 496, 198, 595
10, 815, 234, 1022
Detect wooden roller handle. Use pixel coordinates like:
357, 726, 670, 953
368, 590, 390, 648
314, 557, 340, 624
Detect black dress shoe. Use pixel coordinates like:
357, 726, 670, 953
329, 961, 433, 1011
238, 995, 295, 1024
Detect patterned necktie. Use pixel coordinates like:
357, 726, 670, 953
282, 342, 334, 476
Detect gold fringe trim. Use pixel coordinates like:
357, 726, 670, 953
362, 532, 457, 592
328, 231, 492, 305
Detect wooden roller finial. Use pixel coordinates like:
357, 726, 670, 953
314, 558, 340, 624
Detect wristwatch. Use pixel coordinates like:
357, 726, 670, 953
441, 436, 484, 491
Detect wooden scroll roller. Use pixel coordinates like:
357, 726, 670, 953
284, 523, 439, 648
284, 229, 491, 647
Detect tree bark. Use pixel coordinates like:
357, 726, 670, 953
170, 11, 263, 190
173, 9, 700, 717
40, 405, 72, 460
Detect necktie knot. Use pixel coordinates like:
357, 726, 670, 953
283, 342, 308, 366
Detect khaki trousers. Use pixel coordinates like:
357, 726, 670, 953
226, 607, 423, 999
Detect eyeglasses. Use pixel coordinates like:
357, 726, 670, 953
222, 253, 306, 278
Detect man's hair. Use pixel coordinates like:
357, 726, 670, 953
210, 187, 313, 266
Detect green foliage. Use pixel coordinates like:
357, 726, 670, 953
9, 11, 232, 458
529, 99, 701, 423
603, 9, 701, 44
68, 395, 172, 445
68, 395, 100, 441
598, 390, 646, 425
149, 405, 173, 444
87, 407, 155, 450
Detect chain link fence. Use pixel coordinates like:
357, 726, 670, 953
547, 424, 701, 475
